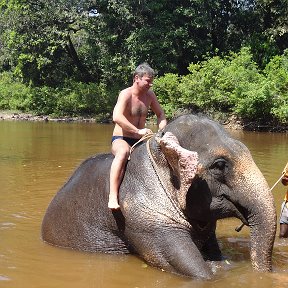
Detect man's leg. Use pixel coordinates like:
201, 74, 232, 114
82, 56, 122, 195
279, 201, 288, 238
108, 139, 130, 209
279, 224, 288, 238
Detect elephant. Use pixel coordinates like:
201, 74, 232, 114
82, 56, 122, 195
41, 114, 276, 280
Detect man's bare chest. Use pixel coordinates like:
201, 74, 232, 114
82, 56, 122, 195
129, 97, 149, 117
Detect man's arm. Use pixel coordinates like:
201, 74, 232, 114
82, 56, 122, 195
282, 172, 288, 186
150, 92, 167, 130
282, 163, 288, 186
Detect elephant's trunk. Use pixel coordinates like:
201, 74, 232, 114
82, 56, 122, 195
249, 194, 276, 271
240, 163, 277, 272
250, 219, 276, 271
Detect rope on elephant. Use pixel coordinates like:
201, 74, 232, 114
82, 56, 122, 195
270, 174, 286, 191
128, 132, 155, 160
270, 161, 288, 190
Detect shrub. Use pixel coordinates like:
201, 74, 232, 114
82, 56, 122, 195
153, 73, 181, 118
1, 47, 287, 125
156, 47, 282, 122
0, 72, 31, 111
54, 81, 117, 117
264, 50, 288, 123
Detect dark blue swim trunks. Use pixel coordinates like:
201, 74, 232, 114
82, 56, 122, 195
111, 136, 140, 146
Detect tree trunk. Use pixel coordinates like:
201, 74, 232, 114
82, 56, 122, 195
65, 34, 96, 83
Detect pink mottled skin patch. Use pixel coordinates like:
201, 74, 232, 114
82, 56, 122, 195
159, 132, 198, 187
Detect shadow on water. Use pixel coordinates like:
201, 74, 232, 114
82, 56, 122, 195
0, 121, 287, 288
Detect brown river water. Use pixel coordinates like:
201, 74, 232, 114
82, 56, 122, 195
0, 120, 288, 288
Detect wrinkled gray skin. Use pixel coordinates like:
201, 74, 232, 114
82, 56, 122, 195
41, 114, 276, 280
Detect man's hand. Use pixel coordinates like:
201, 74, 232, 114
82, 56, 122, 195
138, 128, 153, 136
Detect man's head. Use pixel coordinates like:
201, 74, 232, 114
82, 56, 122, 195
133, 63, 155, 80
133, 63, 155, 90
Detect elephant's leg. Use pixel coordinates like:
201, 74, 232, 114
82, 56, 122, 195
129, 228, 213, 279
200, 232, 223, 261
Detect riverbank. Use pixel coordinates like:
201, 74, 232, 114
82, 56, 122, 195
0, 110, 287, 132
0, 111, 101, 123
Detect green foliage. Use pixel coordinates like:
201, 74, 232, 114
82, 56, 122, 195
0, 72, 117, 119
264, 50, 288, 123
53, 81, 116, 117
27, 86, 58, 115
0, 0, 97, 85
2, 0, 288, 88
153, 73, 181, 118
2, 0, 288, 125
27, 80, 117, 117
1, 47, 288, 124
0, 72, 32, 111
232, 82, 275, 120
176, 47, 269, 120
179, 57, 231, 111
153, 47, 288, 124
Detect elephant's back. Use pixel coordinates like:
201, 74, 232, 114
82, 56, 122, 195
41, 153, 130, 253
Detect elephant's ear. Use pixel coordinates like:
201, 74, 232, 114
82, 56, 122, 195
159, 132, 198, 210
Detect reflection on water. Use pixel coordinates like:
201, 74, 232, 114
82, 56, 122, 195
0, 121, 287, 288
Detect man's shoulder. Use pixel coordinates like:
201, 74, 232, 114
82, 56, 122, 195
147, 89, 157, 102
147, 89, 156, 97
118, 87, 132, 99
120, 86, 132, 94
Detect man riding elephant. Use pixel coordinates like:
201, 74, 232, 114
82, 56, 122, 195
41, 114, 276, 279
108, 62, 166, 209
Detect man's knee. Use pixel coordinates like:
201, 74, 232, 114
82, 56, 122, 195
279, 224, 288, 238
115, 147, 130, 160
112, 141, 130, 160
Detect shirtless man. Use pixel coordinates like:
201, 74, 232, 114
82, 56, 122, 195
108, 63, 167, 209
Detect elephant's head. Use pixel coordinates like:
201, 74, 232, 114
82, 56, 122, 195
150, 114, 276, 272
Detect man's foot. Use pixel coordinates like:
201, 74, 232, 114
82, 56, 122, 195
108, 198, 120, 210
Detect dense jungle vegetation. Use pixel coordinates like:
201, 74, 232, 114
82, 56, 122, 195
0, 0, 287, 125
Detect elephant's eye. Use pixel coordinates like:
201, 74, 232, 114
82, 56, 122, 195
209, 158, 229, 178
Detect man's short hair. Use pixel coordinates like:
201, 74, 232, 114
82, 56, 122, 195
133, 63, 155, 79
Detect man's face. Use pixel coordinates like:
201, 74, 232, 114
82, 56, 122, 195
135, 74, 153, 90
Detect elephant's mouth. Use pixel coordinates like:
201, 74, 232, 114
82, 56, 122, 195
210, 195, 249, 226
189, 218, 214, 234
197, 220, 214, 232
